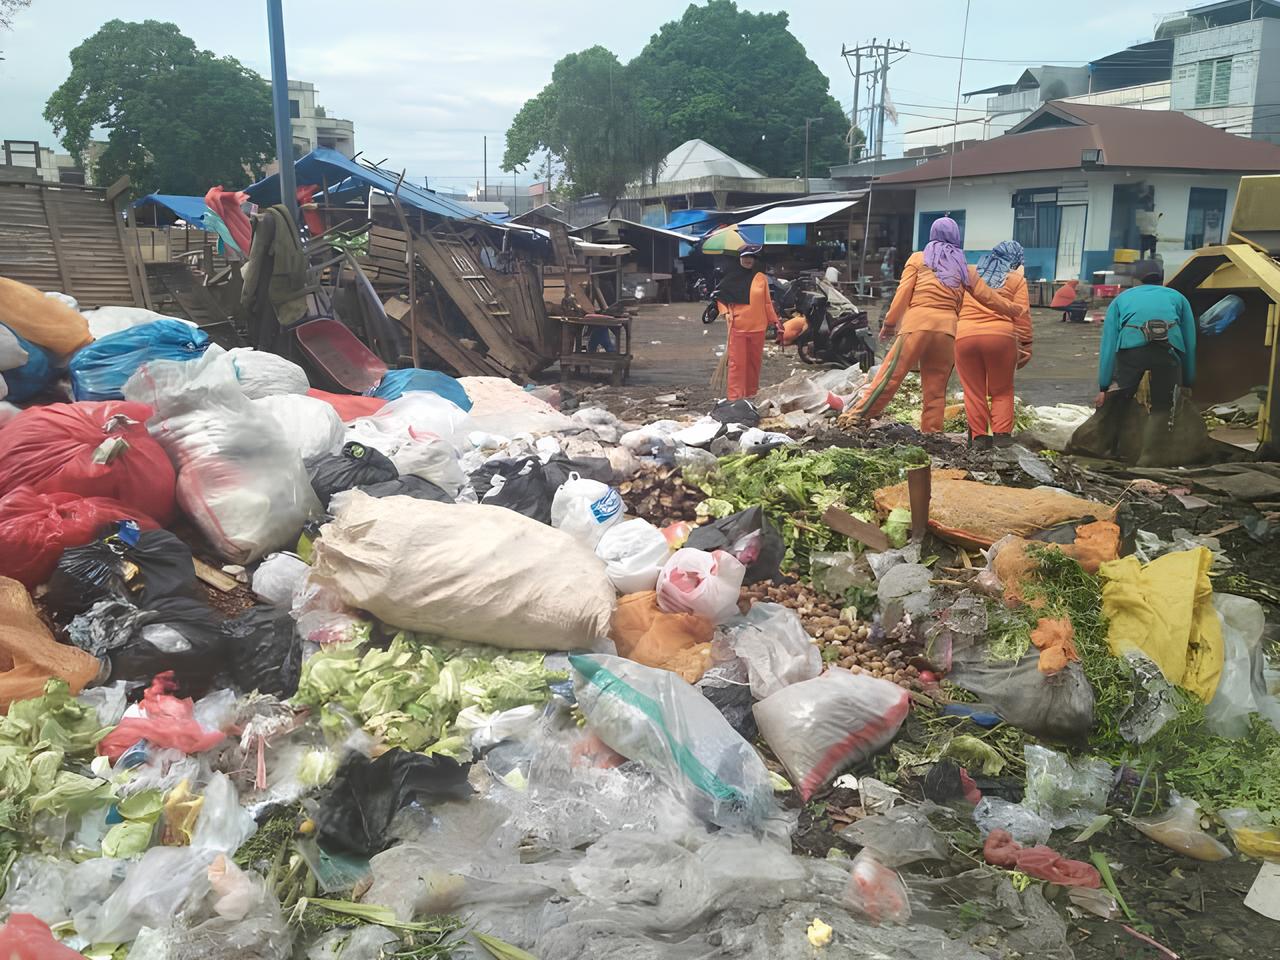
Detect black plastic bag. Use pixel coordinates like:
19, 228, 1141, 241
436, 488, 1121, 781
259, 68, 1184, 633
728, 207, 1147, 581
472, 457, 554, 523
700, 680, 757, 741
68, 595, 227, 697
685, 506, 784, 584
316, 749, 473, 856
358, 475, 453, 503
306, 441, 399, 508
541, 454, 614, 489
45, 529, 197, 617
224, 606, 303, 698
709, 399, 761, 427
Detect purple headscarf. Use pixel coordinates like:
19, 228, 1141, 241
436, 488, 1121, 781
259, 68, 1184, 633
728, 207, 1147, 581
922, 217, 968, 290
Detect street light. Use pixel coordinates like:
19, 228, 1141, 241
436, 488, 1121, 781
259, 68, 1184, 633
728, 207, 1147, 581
804, 117, 823, 195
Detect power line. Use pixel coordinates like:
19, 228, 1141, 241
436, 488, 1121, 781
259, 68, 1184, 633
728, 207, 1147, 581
947, 0, 974, 201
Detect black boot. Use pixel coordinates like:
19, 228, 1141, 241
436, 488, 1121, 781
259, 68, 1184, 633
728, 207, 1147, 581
993, 433, 1015, 448
970, 434, 993, 451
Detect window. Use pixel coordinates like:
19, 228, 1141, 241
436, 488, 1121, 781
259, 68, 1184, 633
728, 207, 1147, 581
1012, 189, 1061, 248
288, 98, 301, 119
1185, 187, 1228, 249
763, 224, 788, 244
918, 211, 964, 246
1194, 57, 1232, 107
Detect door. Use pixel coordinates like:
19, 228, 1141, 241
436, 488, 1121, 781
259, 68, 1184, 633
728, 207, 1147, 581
1056, 204, 1087, 281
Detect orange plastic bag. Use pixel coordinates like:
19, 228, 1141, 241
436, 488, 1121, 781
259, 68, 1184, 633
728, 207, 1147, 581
1031, 617, 1078, 675
611, 591, 714, 682
0, 277, 93, 358
875, 474, 1114, 550
0, 576, 101, 710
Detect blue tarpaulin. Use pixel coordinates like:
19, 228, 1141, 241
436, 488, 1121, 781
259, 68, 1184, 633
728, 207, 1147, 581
133, 194, 215, 231
245, 148, 496, 223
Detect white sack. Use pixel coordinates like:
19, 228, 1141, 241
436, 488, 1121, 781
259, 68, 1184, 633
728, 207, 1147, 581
82, 305, 196, 340
253, 393, 345, 460
389, 435, 466, 497
228, 347, 310, 399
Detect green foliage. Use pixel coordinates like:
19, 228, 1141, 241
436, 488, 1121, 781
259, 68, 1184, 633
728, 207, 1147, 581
502, 46, 665, 208
44, 19, 274, 195
630, 0, 853, 177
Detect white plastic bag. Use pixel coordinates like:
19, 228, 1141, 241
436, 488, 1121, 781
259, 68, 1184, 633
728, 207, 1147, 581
571, 406, 624, 443
252, 553, 311, 608
349, 391, 473, 454
721, 602, 822, 699
0, 324, 29, 371
74, 846, 216, 944
123, 349, 320, 563
44, 290, 79, 312
595, 518, 671, 594
226, 347, 309, 399
551, 473, 624, 549
192, 772, 258, 854
571, 653, 776, 829
390, 434, 466, 496
81, 305, 196, 340
1206, 593, 1278, 737
313, 492, 615, 650
753, 670, 910, 800
1026, 403, 1092, 451
253, 393, 344, 460
656, 548, 746, 624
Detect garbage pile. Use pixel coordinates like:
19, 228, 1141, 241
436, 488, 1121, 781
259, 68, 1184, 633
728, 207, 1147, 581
1, 281, 1280, 957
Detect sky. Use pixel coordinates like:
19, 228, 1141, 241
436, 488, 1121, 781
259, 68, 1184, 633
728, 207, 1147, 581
0, 0, 1183, 194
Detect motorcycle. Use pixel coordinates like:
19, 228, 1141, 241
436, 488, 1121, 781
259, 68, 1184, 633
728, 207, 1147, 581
779, 279, 877, 371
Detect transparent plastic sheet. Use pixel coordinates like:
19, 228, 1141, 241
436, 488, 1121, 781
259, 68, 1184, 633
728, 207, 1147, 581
843, 848, 912, 924
348, 391, 474, 454
74, 846, 218, 944
251, 553, 310, 608
876, 563, 935, 618
910, 869, 1074, 960
1022, 745, 1112, 830
838, 804, 949, 867
191, 772, 257, 854
0, 855, 126, 927
718, 602, 822, 700
570, 406, 625, 444
1220, 807, 1280, 861
1206, 592, 1279, 737
1119, 651, 1179, 744
972, 797, 1053, 846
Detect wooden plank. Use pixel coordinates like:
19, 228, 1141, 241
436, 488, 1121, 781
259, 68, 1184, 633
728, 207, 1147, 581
193, 557, 239, 593
822, 505, 892, 552
37, 184, 73, 294
384, 296, 510, 378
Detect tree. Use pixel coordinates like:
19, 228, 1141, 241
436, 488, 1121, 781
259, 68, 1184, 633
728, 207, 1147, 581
502, 46, 666, 212
44, 20, 274, 195
630, 0, 852, 177
0, 0, 30, 55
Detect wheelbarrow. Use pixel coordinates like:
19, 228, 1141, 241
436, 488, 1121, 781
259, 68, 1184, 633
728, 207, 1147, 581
295, 318, 388, 394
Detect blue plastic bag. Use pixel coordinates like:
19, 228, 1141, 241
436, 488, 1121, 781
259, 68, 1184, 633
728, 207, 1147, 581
1198, 294, 1245, 337
69, 319, 209, 402
0, 324, 54, 402
370, 368, 472, 411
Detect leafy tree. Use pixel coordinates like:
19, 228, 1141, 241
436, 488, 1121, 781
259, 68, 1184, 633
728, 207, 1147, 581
502, 46, 666, 211
0, 0, 30, 55
631, 0, 853, 177
44, 20, 274, 195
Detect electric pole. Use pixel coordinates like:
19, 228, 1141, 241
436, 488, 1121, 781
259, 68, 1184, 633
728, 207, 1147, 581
841, 39, 910, 162
483, 135, 488, 201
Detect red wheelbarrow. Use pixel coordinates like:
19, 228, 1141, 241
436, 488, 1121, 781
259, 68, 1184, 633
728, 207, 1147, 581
295, 318, 388, 394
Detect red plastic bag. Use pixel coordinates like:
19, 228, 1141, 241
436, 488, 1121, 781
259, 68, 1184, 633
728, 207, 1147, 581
844, 849, 912, 924
983, 829, 1101, 887
0, 913, 84, 959
0, 401, 176, 524
307, 388, 386, 422
98, 671, 227, 762
0, 488, 159, 588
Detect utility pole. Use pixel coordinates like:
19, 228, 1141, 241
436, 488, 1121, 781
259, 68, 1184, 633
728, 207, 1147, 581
841, 39, 910, 162
876, 45, 890, 161
483, 135, 488, 201
265, 0, 297, 222
851, 47, 861, 162
804, 117, 822, 194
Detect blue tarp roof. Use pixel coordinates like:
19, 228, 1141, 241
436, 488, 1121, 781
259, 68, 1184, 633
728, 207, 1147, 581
664, 209, 726, 231
245, 148, 492, 222
133, 193, 215, 230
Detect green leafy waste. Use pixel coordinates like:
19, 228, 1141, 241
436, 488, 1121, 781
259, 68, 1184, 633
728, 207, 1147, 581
696, 444, 929, 573
293, 633, 565, 758
884, 372, 1035, 433
994, 547, 1280, 818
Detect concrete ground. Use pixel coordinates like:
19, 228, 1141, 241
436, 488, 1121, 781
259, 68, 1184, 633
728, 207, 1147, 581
567, 301, 1101, 411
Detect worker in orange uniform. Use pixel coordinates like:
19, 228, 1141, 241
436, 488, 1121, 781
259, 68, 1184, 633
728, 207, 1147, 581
716, 244, 781, 400
848, 218, 1023, 432
955, 240, 1033, 449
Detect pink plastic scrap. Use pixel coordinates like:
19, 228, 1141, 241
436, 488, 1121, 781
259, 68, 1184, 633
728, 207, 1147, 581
983, 829, 1101, 888
97, 671, 226, 762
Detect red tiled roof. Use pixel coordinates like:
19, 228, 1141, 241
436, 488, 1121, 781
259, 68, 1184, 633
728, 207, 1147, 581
877, 102, 1280, 185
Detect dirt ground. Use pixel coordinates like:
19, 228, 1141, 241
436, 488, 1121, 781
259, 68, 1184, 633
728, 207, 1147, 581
564, 300, 1101, 414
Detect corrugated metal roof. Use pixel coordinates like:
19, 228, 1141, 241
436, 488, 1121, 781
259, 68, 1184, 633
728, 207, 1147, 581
878, 103, 1280, 185
656, 139, 765, 181
738, 199, 858, 225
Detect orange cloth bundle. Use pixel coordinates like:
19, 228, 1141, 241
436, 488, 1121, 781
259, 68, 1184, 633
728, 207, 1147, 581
610, 591, 715, 682
1031, 617, 1079, 674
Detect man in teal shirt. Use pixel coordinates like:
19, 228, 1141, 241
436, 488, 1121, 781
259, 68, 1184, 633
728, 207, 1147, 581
1093, 272, 1196, 460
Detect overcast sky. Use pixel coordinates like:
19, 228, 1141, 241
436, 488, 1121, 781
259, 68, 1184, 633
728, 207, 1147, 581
2, 0, 1181, 193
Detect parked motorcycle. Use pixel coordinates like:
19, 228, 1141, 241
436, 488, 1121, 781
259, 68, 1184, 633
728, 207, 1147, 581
779, 279, 876, 371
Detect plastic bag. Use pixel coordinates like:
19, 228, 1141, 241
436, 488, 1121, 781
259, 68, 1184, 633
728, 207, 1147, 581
0, 276, 93, 357
224, 606, 303, 698
73, 845, 217, 945
355, 474, 452, 503
0, 576, 101, 708
0, 488, 158, 588
620, 419, 681, 458
973, 797, 1053, 846
595, 518, 671, 594
226, 346, 309, 399
656, 549, 746, 624
475, 457, 554, 523
1206, 593, 1269, 738
0, 913, 83, 959
1130, 794, 1231, 861
709, 398, 760, 427
754, 670, 909, 801
839, 805, 949, 867
390, 434, 466, 497
1022, 745, 1112, 830
610, 591, 714, 680
70, 319, 209, 401
1219, 807, 1280, 861
0, 323, 30, 370
125, 350, 321, 564
81, 305, 192, 339
191, 773, 258, 855
948, 655, 1095, 740
252, 552, 310, 608
313, 492, 615, 650
571, 653, 776, 829
551, 473, 624, 549
372, 368, 472, 410
306, 441, 399, 508
316, 749, 473, 856
0, 400, 177, 523
306, 388, 386, 422
685, 507, 784, 585
97, 672, 227, 762
844, 849, 911, 924
571, 406, 624, 443
1198, 293, 1245, 336
720, 603, 821, 699
45, 528, 197, 617
0, 325, 53, 403
253, 393, 344, 461
350, 391, 472, 453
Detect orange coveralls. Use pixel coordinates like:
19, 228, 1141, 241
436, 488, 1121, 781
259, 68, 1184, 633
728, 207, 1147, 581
718, 272, 780, 401
852, 252, 1021, 432
955, 268, 1033, 437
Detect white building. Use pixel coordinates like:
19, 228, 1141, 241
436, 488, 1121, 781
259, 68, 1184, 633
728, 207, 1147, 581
287, 81, 355, 157
878, 102, 1280, 282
